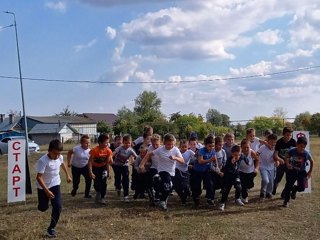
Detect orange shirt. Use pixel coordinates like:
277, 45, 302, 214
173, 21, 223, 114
89, 146, 112, 168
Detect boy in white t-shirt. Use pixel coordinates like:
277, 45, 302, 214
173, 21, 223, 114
257, 133, 278, 199
36, 139, 72, 238
140, 133, 184, 211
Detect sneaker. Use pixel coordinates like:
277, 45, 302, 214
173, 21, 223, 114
159, 201, 167, 211
117, 189, 121, 197
241, 197, 249, 204
99, 198, 106, 205
46, 228, 56, 238
283, 201, 289, 208
124, 196, 130, 202
219, 203, 225, 211
260, 193, 266, 200
235, 198, 244, 206
207, 199, 214, 206
71, 189, 77, 197
291, 190, 297, 200
95, 192, 101, 203
266, 193, 273, 199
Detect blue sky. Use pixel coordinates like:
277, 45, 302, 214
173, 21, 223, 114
1, 0, 319, 121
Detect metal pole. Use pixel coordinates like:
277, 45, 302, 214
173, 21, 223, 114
4, 11, 29, 154
4, 11, 32, 194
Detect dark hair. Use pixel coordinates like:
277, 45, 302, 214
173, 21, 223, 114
48, 139, 63, 152
179, 139, 188, 145
215, 136, 223, 144
204, 135, 214, 145
80, 135, 90, 143
246, 128, 255, 135
143, 125, 153, 134
98, 133, 109, 144
224, 133, 234, 141
264, 129, 273, 136
231, 144, 241, 153
267, 133, 278, 141
114, 135, 122, 142
143, 132, 151, 139
164, 133, 176, 143
240, 139, 249, 146
283, 127, 293, 135
297, 136, 307, 145
122, 134, 132, 142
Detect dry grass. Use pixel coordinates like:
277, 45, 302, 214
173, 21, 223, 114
0, 138, 319, 240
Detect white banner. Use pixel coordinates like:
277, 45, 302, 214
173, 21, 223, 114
292, 131, 311, 193
8, 139, 26, 203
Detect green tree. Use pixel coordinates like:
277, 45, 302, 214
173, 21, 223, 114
113, 107, 140, 137
206, 108, 222, 126
221, 114, 230, 127
310, 113, 320, 136
294, 111, 312, 130
246, 116, 278, 136
97, 121, 112, 134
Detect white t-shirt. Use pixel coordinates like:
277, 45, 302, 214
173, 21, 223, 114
35, 154, 64, 189
176, 149, 195, 172
250, 137, 260, 152
113, 145, 137, 166
213, 149, 227, 171
71, 145, 90, 168
154, 146, 183, 176
148, 145, 159, 169
258, 144, 275, 170
134, 136, 144, 145
239, 149, 255, 173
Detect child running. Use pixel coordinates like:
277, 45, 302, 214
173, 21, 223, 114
282, 136, 314, 207
88, 134, 113, 205
173, 139, 195, 205
113, 134, 137, 201
139, 133, 184, 211
35, 139, 72, 238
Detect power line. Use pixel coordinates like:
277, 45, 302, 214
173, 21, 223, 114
0, 65, 319, 84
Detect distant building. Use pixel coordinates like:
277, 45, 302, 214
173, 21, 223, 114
83, 113, 118, 126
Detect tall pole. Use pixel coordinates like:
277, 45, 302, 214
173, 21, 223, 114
4, 11, 32, 194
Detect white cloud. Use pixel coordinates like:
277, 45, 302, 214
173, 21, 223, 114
256, 29, 283, 45
105, 26, 116, 40
45, 1, 67, 13
73, 39, 97, 53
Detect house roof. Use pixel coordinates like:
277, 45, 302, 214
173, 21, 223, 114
83, 113, 118, 125
28, 116, 96, 124
29, 123, 78, 134
0, 116, 23, 131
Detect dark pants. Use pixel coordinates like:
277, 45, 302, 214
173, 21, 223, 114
283, 170, 307, 202
211, 171, 223, 200
131, 166, 138, 190
173, 169, 190, 203
92, 166, 107, 198
71, 165, 92, 197
221, 173, 242, 204
273, 164, 287, 195
239, 171, 256, 199
159, 171, 173, 202
134, 172, 148, 197
37, 185, 62, 229
113, 165, 129, 197
191, 171, 213, 201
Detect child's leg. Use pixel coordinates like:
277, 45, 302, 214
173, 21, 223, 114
283, 170, 298, 203
190, 171, 202, 203
159, 171, 172, 202
71, 166, 81, 195
203, 171, 213, 200
49, 185, 62, 230
37, 188, 49, 212
113, 165, 122, 191
233, 176, 242, 200
221, 175, 233, 204
266, 169, 275, 196
260, 169, 269, 197
273, 164, 286, 195
150, 168, 160, 200
294, 171, 308, 193
131, 166, 137, 191
82, 165, 92, 197
173, 169, 183, 200
121, 166, 130, 197
239, 172, 248, 199
182, 171, 190, 201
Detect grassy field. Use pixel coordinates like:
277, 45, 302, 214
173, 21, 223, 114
0, 138, 319, 240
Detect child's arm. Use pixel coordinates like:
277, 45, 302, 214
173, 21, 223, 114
274, 150, 285, 165
36, 173, 55, 199
307, 156, 314, 178
198, 155, 214, 165
285, 154, 293, 170
139, 152, 153, 171
251, 150, 259, 173
170, 155, 184, 164
66, 149, 74, 168
88, 155, 95, 179
61, 162, 72, 183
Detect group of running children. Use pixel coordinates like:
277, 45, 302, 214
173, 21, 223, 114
35, 126, 314, 238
